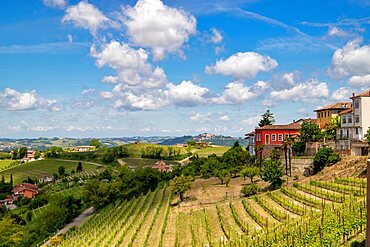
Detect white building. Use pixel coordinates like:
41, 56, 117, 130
337, 89, 370, 156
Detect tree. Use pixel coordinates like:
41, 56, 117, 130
19, 147, 27, 159
10, 174, 13, 188
324, 116, 340, 140
258, 110, 275, 127
216, 169, 230, 185
76, 161, 83, 172
233, 141, 240, 148
270, 148, 280, 161
313, 147, 341, 174
365, 127, 370, 145
34, 150, 41, 159
170, 176, 192, 201
58, 166, 65, 177
299, 122, 323, 143
90, 139, 102, 149
241, 184, 258, 197
262, 159, 283, 189
240, 166, 260, 183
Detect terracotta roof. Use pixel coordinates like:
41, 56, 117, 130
351, 89, 370, 98
256, 122, 301, 130
339, 107, 353, 115
314, 102, 352, 112
13, 183, 38, 194
294, 118, 317, 124
245, 131, 255, 136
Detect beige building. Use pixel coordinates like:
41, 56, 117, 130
336, 89, 370, 156
314, 102, 352, 129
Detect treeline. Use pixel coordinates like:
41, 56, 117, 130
44, 146, 129, 164
140, 146, 188, 160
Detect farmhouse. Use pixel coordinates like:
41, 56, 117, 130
76, 146, 96, 152
38, 175, 53, 184
152, 160, 172, 172
12, 183, 39, 199
0, 195, 15, 206
314, 102, 352, 129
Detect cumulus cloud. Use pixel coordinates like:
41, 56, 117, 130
331, 87, 353, 101
349, 74, 370, 87
102, 76, 118, 83
270, 79, 329, 103
205, 52, 278, 79
43, 0, 67, 8
166, 81, 209, 106
0, 88, 61, 111
91, 41, 168, 88
120, 0, 197, 60
270, 71, 301, 90
241, 115, 260, 127
210, 28, 223, 43
62, 1, 111, 35
213, 81, 268, 104
328, 39, 370, 79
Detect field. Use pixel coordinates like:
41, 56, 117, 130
55, 176, 367, 246
0, 159, 100, 185
121, 158, 181, 168
193, 146, 231, 157
0, 159, 19, 171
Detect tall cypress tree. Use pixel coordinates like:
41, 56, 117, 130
10, 174, 13, 188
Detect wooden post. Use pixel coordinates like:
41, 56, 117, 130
367, 158, 370, 247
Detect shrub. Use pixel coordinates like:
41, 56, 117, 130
262, 159, 283, 189
241, 184, 258, 197
313, 147, 341, 173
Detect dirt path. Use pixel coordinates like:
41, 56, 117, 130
43, 207, 95, 246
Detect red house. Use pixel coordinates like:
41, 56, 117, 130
12, 183, 39, 199
152, 160, 173, 173
254, 119, 316, 157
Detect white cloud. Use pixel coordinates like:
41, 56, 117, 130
270, 79, 329, 103
210, 28, 223, 43
327, 26, 349, 37
0, 88, 61, 112
67, 34, 73, 44
215, 46, 224, 55
64, 126, 92, 132
81, 88, 95, 95
241, 115, 260, 127
349, 74, 370, 87
331, 87, 353, 101
120, 0, 197, 60
205, 52, 278, 79
30, 126, 58, 132
329, 39, 370, 79
91, 41, 168, 89
43, 0, 66, 8
102, 76, 118, 83
113, 91, 169, 111
166, 81, 209, 106
62, 1, 111, 35
213, 81, 267, 104
190, 112, 230, 123
270, 71, 301, 90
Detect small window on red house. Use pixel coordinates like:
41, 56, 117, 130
271, 134, 276, 141
278, 134, 283, 141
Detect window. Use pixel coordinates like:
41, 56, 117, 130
272, 134, 276, 141
342, 116, 346, 124
354, 100, 359, 109
265, 134, 270, 144
348, 116, 352, 124
340, 129, 343, 138
278, 134, 283, 141
356, 128, 359, 135
355, 115, 360, 123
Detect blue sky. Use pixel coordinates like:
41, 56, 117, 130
1, 0, 370, 138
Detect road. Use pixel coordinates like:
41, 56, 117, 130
42, 207, 95, 246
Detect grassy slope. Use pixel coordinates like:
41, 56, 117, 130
0, 160, 18, 171
0, 159, 99, 184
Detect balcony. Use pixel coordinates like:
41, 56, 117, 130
336, 134, 361, 141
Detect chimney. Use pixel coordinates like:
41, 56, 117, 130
352, 92, 355, 97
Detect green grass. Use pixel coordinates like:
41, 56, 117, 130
122, 143, 188, 158
0, 159, 99, 185
121, 158, 181, 168
193, 146, 230, 157
0, 160, 19, 171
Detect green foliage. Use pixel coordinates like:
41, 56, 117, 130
44, 146, 64, 158
262, 159, 283, 189
241, 184, 258, 197
365, 127, 370, 144
292, 140, 305, 156
76, 161, 83, 172
240, 166, 260, 183
58, 165, 66, 177
34, 150, 41, 159
0, 152, 12, 160
313, 147, 341, 173
324, 116, 340, 140
258, 110, 275, 127
0, 216, 26, 247
89, 139, 102, 148
83, 179, 118, 209
170, 176, 191, 201
28, 195, 48, 210
0, 174, 12, 194
299, 122, 323, 142
270, 148, 280, 161
19, 147, 27, 159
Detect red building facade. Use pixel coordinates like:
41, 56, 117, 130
254, 122, 301, 157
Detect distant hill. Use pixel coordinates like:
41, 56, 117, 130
159, 136, 193, 145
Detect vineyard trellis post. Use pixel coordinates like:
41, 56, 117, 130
366, 158, 370, 247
